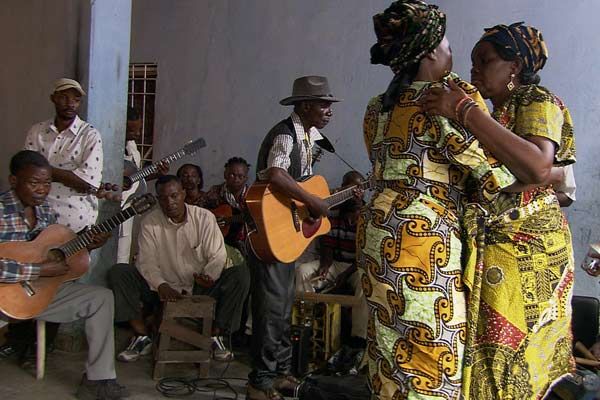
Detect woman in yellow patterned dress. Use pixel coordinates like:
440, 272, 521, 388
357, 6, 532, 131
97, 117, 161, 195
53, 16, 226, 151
357, 2, 516, 399
421, 23, 575, 399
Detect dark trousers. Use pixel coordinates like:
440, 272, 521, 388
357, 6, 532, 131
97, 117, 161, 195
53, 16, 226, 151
248, 251, 296, 390
107, 263, 250, 334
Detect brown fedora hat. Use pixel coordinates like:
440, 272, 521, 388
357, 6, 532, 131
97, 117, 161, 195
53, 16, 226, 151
280, 75, 342, 106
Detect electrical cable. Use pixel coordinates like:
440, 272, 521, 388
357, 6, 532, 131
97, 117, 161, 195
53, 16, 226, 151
155, 333, 249, 399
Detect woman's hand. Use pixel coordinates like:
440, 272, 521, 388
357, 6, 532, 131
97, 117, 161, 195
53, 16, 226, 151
419, 79, 469, 120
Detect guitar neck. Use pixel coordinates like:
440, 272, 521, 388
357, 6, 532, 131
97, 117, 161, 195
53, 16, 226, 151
128, 148, 188, 184
58, 206, 138, 258
325, 181, 370, 210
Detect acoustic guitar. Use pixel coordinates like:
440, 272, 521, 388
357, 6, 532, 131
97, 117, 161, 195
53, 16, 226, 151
87, 137, 207, 202
0, 193, 156, 320
245, 175, 371, 263
210, 204, 245, 237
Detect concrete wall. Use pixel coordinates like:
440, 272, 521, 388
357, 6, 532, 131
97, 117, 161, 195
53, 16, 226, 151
441, 0, 600, 296
0, 0, 81, 189
131, 0, 600, 296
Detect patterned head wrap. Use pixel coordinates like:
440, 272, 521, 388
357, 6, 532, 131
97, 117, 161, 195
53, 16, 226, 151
479, 22, 548, 75
370, 0, 446, 75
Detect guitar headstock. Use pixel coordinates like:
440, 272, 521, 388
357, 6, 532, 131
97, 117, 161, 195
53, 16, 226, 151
129, 193, 157, 214
183, 138, 207, 155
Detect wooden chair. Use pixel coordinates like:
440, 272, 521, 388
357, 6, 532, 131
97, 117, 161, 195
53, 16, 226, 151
153, 296, 215, 380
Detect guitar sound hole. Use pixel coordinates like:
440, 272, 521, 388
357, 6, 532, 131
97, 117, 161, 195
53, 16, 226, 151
48, 248, 66, 262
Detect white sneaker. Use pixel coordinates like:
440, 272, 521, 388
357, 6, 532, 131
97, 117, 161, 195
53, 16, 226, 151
211, 336, 234, 362
117, 335, 152, 362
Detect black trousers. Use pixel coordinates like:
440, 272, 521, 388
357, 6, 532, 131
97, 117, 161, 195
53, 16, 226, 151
107, 263, 250, 334
247, 250, 296, 390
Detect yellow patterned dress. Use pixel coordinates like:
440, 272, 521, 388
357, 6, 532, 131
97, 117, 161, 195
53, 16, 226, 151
461, 84, 576, 400
357, 75, 515, 400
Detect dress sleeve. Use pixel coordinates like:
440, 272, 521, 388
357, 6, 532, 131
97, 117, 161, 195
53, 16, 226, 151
135, 219, 166, 291
257, 134, 294, 180
514, 95, 564, 147
363, 96, 383, 159
0, 259, 41, 283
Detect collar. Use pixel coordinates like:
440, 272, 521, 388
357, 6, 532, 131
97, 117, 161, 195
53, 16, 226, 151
2, 190, 52, 225
49, 115, 83, 136
162, 203, 189, 226
290, 112, 323, 142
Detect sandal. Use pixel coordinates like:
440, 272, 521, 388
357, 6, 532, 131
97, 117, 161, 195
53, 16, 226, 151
246, 384, 284, 400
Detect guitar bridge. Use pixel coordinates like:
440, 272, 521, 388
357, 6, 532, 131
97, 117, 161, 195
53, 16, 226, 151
290, 202, 301, 232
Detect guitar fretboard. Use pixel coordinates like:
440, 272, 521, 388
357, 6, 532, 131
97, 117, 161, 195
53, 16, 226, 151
325, 181, 371, 210
58, 206, 138, 258
128, 149, 188, 183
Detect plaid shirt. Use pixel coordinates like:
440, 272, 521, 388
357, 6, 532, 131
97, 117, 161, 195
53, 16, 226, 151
0, 190, 58, 282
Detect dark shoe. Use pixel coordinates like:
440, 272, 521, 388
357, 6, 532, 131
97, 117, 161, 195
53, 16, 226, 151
76, 375, 130, 400
246, 384, 283, 400
0, 344, 17, 359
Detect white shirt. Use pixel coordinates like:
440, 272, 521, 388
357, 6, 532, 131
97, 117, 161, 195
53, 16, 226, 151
124, 140, 142, 168
136, 204, 228, 294
24, 115, 103, 232
260, 111, 323, 179
554, 164, 576, 201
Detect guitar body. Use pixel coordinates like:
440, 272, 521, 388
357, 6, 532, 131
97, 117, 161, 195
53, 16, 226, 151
0, 224, 90, 320
246, 175, 332, 264
211, 204, 234, 236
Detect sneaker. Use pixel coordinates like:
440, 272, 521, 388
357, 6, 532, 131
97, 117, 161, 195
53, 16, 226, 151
0, 344, 17, 359
76, 375, 130, 400
116, 335, 152, 362
211, 336, 234, 362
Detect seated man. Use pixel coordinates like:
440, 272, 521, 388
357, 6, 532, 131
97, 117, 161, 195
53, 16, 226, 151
204, 157, 250, 252
108, 175, 250, 362
176, 163, 206, 207
295, 171, 368, 346
0, 150, 128, 400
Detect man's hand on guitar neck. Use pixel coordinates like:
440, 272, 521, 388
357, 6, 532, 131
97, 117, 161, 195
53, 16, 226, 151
39, 260, 70, 277
157, 283, 183, 302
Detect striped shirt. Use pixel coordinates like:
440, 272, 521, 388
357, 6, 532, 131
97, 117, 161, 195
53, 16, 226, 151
320, 210, 357, 264
258, 112, 323, 179
0, 190, 58, 282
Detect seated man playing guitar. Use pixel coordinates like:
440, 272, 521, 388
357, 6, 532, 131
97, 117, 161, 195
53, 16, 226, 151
295, 171, 368, 347
108, 175, 250, 363
0, 150, 128, 400
204, 156, 251, 253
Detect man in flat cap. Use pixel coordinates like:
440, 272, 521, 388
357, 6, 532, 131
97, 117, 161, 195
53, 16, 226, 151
247, 75, 341, 400
1, 78, 105, 362
23, 78, 103, 233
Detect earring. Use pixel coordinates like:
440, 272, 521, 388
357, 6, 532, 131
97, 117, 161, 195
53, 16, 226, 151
507, 73, 515, 91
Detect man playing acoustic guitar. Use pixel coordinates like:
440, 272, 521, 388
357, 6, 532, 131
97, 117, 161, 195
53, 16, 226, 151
0, 150, 129, 400
246, 75, 341, 400
204, 156, 251, 253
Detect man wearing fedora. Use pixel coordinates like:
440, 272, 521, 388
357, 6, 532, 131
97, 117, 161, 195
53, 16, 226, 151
247, 75, 341, 400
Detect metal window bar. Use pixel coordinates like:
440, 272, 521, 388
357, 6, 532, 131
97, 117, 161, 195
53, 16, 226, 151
128, 63, 157, 166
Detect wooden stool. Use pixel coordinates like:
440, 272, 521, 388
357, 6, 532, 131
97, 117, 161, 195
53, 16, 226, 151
153, 296, 215, 380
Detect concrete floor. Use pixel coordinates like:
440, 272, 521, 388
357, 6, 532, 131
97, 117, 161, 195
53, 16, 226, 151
0, 348, 255, 399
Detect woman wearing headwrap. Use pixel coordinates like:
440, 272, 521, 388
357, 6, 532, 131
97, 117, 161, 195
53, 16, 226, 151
357, 2, 515, 399
420, 22, 575, 399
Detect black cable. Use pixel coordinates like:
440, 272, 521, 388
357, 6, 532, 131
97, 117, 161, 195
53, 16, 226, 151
155, 333, 246, 399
